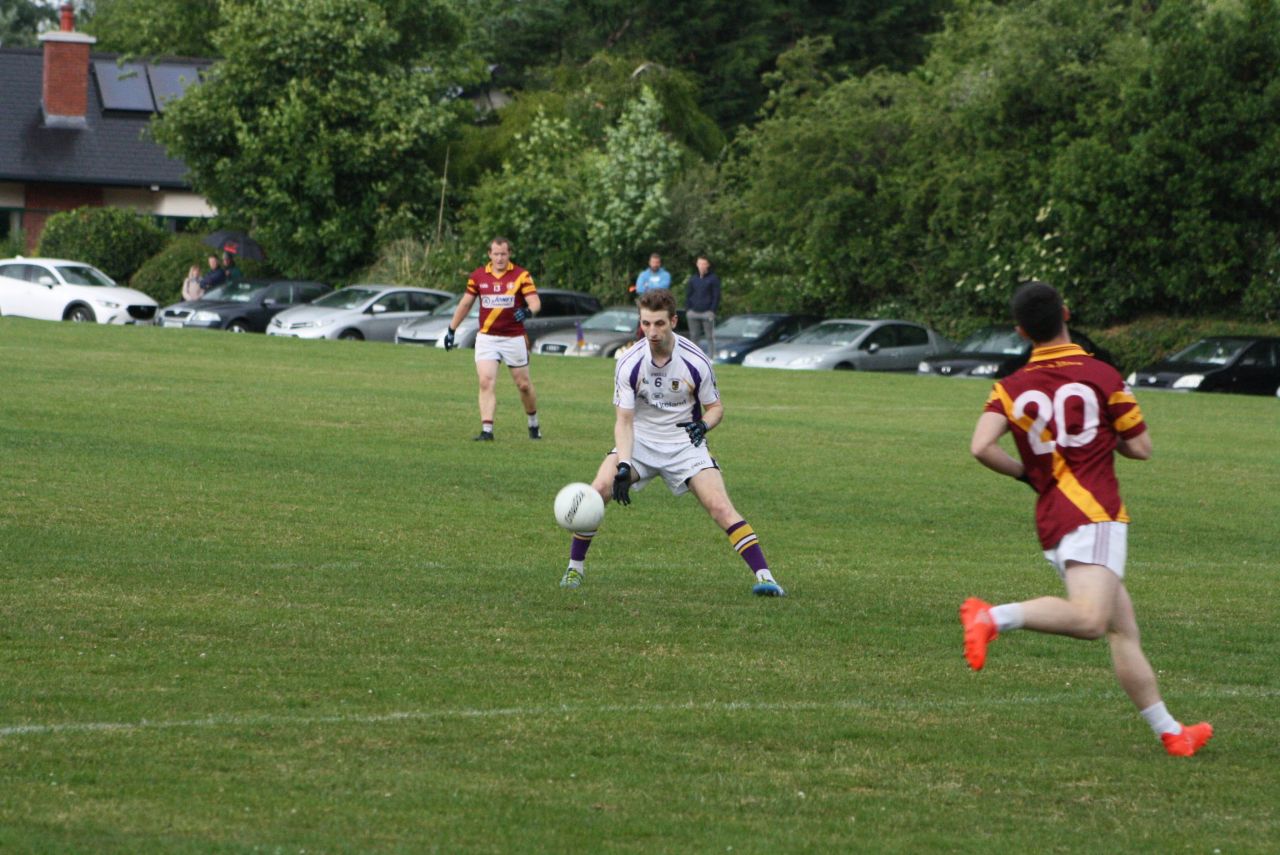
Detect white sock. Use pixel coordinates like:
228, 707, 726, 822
527, 412, 539, 428
991, 603, 1024, 632
1140, 702, 1181, 736
568, 560, 584, 573
755, 569, 776, 584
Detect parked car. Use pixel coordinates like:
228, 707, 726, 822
267, 285, 452, 341
917, 325, 1114, 378
158, 279, 331, 332
742, 318, 952, 370
711, 313, 821, 364
535, 305, 641, 357
395, 287, 602, 348
0, 256, 157, 324
1127, 336, 1280, 395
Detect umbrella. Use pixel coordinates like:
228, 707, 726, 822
202, 229, 266, 261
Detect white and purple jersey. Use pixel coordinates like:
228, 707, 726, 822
614, 333, 720, 449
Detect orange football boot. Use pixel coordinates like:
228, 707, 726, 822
1162, 722, 1214, 757
960, 597, 998, 671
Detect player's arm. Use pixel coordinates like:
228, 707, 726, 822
514, 291, 540, 322
970, 411, 1025, 479
700, 400, 724, 431
613, 406, 635, 464
449, 292, 476, 330
1117, 429, 1152, 460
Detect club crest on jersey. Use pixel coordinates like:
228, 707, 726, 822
670, 380, 680, 391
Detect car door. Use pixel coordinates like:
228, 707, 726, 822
891, 323, 935, 368
1231, 340, 1279, 394
0, 263, 63, 320
856, 324, 901, 370
525, 292, 576, 343
364, 291, 415, 341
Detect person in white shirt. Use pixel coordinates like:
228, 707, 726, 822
559, 289, 785, 597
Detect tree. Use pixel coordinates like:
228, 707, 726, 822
0, 0, 55, 47
83, 0, 222, 58
152, 0, 474, 282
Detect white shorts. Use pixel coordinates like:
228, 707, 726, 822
475, 332, 529, 367
1043, 522, 1128, 580
617, 435, 717, 497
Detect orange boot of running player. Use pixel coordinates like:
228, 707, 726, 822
960, 597, 998, 671
1162, 722, 1214, 757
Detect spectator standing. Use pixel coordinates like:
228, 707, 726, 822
684, 255, 721, 355
197, 255, 226, 293
181, 264, 205, 302
634, 253, 671, 296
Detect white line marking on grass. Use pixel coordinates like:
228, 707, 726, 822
2, 686, 1271, 740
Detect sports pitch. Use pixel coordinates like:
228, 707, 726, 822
1, 319, 1277, 852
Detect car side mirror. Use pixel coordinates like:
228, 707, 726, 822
38, 276, 56, 287
866, 342, 880, 353
263, 298, 279, 307
370, 304, 387, 314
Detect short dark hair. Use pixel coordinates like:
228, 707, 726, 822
638, 289, 677, 317
1011, 280, 1064, 343
490, 236, 511, 250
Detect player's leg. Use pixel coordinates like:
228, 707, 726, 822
687, 468, 784, 596
508, 363, 541, 439
561, 454, 621, 588
473, 359, 500, 440
1107, 582, 1214, 756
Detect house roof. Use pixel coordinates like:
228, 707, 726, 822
0, 47, 211, 190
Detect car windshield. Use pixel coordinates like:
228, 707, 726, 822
791, 322, 868, 346
204, 281, 266, 302
1170, 338, 1249, 365
583, 309, 638, 332
431, 293, 480, 318
715, 316, 774, 337
312, 288, 381, 309
958, 326, 1026, 355
55, 264, 114, 287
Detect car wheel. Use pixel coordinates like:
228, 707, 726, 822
834, 363, 856, 371
226, 319, 251, 333
338, 329, 364, 341
65, 304, 96, 323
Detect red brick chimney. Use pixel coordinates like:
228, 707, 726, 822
38, 4, 97, 127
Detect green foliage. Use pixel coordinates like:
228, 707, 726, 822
152, 0, 476, 283
36, 206, 167, 283
0, 0, 55, 48
1095, 314, 1280, 375
128, 233, 212, 305
0, 229, 24, 259
83, 0, 222, 57
357, 233, 473, 291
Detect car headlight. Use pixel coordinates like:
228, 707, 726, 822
92, 298, 121, 308
296, 317, 336, 329
191, 310, 221, 322
790, 355, 823, 366
918, 361, 931, 373
1172, 374, 1204, 390
1125, 371, 1137, 385
970, 362, 1000, 377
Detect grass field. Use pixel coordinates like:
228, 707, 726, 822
1, 318, 1277, 853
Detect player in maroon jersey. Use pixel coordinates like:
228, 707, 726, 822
444, 237, 543, 441
961, 281, 1212, 757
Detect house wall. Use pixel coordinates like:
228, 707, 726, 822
104, 188, 217, 219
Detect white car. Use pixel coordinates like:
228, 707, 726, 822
267, 284, 451, 341
0, 257, 158, 324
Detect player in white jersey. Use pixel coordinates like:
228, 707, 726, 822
559, 290, 785, 597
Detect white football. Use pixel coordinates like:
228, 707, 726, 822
554, 482, 605, 532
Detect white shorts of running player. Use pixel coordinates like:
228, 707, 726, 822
1043, 521, 1128, 580
617, 435, 717, 498
474, 332, 529, 367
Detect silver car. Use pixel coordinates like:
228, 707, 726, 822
395, 287, 602, 348
742, 318, 952, 371
267, 285, 452, 341
534, 305, 639, 357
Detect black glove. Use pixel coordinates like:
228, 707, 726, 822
676, 419, 709, 447
1015, 473, 1036, 491
513, 307, 534, 323
612, 462, 633, 506
443, 327, 456, 351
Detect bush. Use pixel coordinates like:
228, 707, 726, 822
129, 234, 211, 306
358, 235, 473, 292
1095, 316, 1280, 375
36, 207, 167, 282
0, 230, 24, 259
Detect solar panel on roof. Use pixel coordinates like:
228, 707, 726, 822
147, 65, 202, 112
93, 60, 154, 112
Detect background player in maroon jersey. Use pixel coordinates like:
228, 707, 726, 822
444, 237, 542, 441
961, 280, 1212, 757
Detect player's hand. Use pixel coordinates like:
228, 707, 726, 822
513, 307, 533, 323
676, 419, 708, 447
1015, 473, 1036, 492
612, 462, 633, 506
443, 328, 456, 351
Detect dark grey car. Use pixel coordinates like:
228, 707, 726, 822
159, 279, 332, 333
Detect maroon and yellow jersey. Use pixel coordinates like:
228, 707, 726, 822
983, 343, 1147, 548
465, 262, 537, 338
